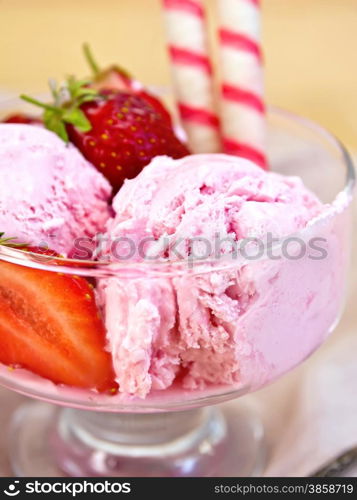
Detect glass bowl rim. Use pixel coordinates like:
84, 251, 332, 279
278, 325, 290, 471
0, 105, 355, 278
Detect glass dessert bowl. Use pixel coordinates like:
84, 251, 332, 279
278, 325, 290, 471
0, 98, 355, 477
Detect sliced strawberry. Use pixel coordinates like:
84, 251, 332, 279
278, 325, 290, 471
0, 259, 116, 392
22, 83, 189, 193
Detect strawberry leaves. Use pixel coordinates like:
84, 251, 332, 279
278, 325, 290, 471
21, 78, 98, 142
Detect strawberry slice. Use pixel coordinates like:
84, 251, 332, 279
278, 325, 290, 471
0, 250, 116, 392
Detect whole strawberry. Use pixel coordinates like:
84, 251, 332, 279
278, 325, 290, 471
0, 232, 116, 391
22, 80, 189, 193
83, 43, 172, 126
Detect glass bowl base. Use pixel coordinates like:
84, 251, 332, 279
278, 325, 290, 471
9, 400, 265, 477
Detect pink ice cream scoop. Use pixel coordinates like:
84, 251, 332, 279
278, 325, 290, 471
98, 154, 347, 398
0, 124, 112, 255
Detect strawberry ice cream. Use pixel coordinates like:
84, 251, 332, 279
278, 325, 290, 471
0, 124, 112, 255
98, 154, 349, 399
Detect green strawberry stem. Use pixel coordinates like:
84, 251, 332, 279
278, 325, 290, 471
83, 43, 100, 76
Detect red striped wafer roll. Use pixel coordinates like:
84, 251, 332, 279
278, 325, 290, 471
217, 0, 267, 168
162, 0, 221, 153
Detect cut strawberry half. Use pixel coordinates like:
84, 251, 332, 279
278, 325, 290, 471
0, 258, 116, 392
